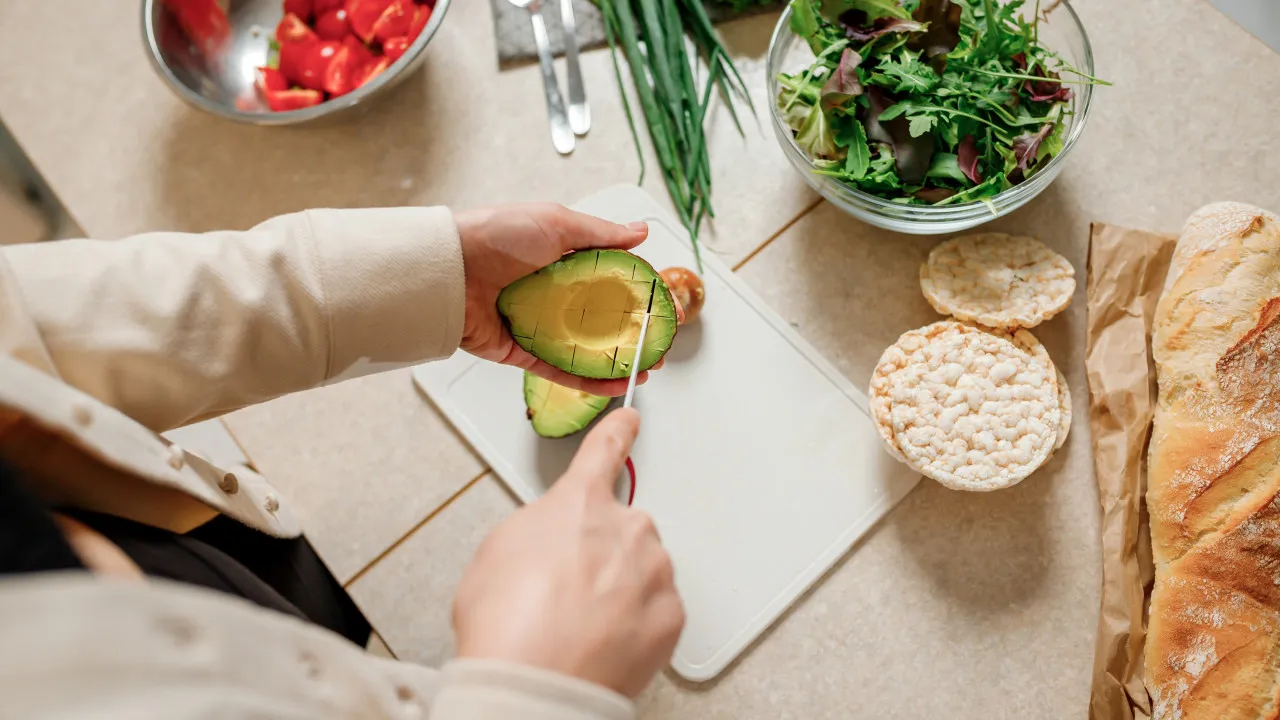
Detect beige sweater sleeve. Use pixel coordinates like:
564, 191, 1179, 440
0, 576, 635, 720
0, 207, 465, 431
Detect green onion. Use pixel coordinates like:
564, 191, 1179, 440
594, 0, 754, 273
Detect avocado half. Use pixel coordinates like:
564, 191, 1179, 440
497, 249, 679, 380
523, 372, 611, 438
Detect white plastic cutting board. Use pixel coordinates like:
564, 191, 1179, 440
413, 185, 920, 681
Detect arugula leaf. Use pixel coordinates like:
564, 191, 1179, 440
835, 119, 872, 178
875, 98, 926, 122
908, 114, 936, 137
860, 145, 904, 190
879, 49, 939, 93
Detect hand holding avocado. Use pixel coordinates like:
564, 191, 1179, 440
457, 203, 656, 398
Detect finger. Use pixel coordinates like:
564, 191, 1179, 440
507, 347, 649, 397
547, 207, 649, 254
563, 407, 640, 496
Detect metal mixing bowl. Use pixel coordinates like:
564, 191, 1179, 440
142, 0, 449, 125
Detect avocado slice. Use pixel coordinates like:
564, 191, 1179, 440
497, 249, 679, 380
523, 372, 611, 438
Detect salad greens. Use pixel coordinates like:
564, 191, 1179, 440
778, 0, 1108, 206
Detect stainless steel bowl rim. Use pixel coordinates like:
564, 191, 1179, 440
766, 0, 1095, 221
142, 0, 450, 125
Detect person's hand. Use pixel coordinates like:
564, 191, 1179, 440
456, 203, 658, 397
452, 408, 684, 698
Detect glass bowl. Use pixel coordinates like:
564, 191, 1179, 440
766, 1, 1095, 234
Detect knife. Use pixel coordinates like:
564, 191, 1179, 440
559, 0, 590, 135
622, 312, 650, 409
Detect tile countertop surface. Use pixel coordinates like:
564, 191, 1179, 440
2, 0, 1279, 717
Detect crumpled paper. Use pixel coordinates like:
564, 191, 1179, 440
1084, 223, 1178, 720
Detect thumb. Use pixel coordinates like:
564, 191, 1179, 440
560, 407, 641, 498
552, 207, 649, 253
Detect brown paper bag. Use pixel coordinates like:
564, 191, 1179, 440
1084, 223, 1178, 720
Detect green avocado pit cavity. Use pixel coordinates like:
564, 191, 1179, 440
523, 372, 610, 438
498, 249, 678, 380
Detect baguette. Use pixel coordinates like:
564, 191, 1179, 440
1146, 202, 1280, 720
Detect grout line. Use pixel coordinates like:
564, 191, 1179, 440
343, 469, 491, 588
731, 197, 825, 272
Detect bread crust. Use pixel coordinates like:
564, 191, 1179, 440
1147, 202, 1280, 720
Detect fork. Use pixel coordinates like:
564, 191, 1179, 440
508, 0, 575, 155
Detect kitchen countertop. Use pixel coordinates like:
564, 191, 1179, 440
2, 1, 1279, 717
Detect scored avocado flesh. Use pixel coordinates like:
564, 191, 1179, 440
497, 250, 678, 380
523, 372, 611, 438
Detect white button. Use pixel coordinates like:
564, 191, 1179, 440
264, 494, 279, 513
71, 404, 92, 427
167, 445, 185, 470
219, 473, 239, 494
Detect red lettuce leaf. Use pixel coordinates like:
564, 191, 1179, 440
821, 48, 865, 109
957, 134, 982, 184
1013, 123, 1054, 171
865, 87, 934, 184
909, 0, 962, 60
1014, 53, 1073, 103
915, 187, 958, 203
838, 11, 924, 42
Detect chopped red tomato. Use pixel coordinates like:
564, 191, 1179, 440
265, 88, 324, 111
353, 57, 391, 89
255, 67, 290, 94
345, 0, 393, 43
161, 0, 232, 55
278, 40, 310, 86
342, 34, 376, 67
292, 40, 341, 91
275, 13, 317, 45
314, 0, 345, 13
408, 4, 430, 40
313, 7, 349, 39
283, 0, 313, 21
323, 46, 360, 96
382, 36, 410, 62
371, 0, 414, 43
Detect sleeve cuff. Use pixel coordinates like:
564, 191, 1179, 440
303, 207, 465, 380
431, 659, 635, 720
